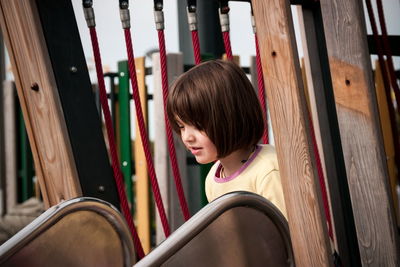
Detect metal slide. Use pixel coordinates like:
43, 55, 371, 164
136, 192, 294, 267
0, 197, 136, 267
0, 192, 293, 267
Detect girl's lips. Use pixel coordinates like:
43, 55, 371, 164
190, 147, 202, 155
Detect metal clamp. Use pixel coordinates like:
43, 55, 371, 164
251, 14, 256, 34
82, 0, 92, 8
187, 0, 197, 12
83, 6, 96, 27
219, 9, 230, 32
154, 0, 163, 12
187, 8, 198, 31
154, 10, 165, 30
119, 0, 129, 9
120, 8, 131, 29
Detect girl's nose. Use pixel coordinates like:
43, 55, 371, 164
182, 128, 195, 143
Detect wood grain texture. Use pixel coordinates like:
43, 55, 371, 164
374, 60, 399, 227
0, 0, 81, 208
0, 36, 5, 215
251, 0, 332, 266
320, 0, 399, 265
134, 57, 151, 254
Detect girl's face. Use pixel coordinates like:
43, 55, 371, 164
177, 120, 218, 164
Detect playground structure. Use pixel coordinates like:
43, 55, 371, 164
0, 0, 399, 266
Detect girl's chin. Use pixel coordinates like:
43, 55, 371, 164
194, 156, 215, 164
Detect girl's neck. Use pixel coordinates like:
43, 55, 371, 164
219, 146, 256, 177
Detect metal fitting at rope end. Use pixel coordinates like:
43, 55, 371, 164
219, 10, 230, 32
154, 10, 165, 30
119, 0, 129, 10
82, 0, 92, 8
187, 8, 198, 31
120, 8, 131, 29
83, 7, 96, 27
251, 15, 256, 34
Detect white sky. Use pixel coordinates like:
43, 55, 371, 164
71, 0, 400, 74
71, 0, 257, 72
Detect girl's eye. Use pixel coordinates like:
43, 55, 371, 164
177, 124, 184, 129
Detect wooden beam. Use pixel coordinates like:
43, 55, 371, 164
34, 0, 120, 209
296, 4, 361, 266
319, 0, 400, 265
0, 34, 5, 215
251, 0, 332, 266
374, 60, 399, 228
134, 57, 151, 254
0, 0, 81, 207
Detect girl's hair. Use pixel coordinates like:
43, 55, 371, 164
167, 59, 264, 158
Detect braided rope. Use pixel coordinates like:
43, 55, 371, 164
222, 31, 233, 60
89, 27, 145, 259
191, 30, 202, 65
307, 110, 334, 240
255, 34, 269, 144
123, 28, 171, 237
157, 29, 191, 221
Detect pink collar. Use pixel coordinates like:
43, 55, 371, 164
214, 145, 261, 183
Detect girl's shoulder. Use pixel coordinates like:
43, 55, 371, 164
258, 144, 277, 155
253, 144, 279, 171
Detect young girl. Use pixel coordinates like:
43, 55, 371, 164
167, 59, 286, 218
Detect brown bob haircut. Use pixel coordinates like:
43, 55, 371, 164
167, 59, 264, 158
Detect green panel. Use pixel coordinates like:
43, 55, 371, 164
201, 53, 215, 62
118, 60, 133, 212
199, 163, 212, 207
18, 106, 34, 202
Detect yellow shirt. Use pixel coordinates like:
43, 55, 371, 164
205, 144, 287, 218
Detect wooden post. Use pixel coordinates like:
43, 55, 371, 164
0, 0, 81, 207
374, 60, 399, 227
133, 57, 151, 254
0, 0, 121, 209
153, 53, 186, 244
0, 34, 5, 215
319, 0, 400, 265
3, 81, 17, 214
296, 4, 361, 266
251, 0, 332, 266
0, 79, 3, 215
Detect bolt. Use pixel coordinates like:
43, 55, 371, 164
31, 83, 39, 92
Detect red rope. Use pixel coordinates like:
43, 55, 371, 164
222, 31, 233, 60
123, 28, 171, 237
157, 29, 191, 221
191, 30, 202, 65
255, 34, 269, 144
88, 27, 145, 259
366, 0, 400, 184
308, 111, 334, 239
